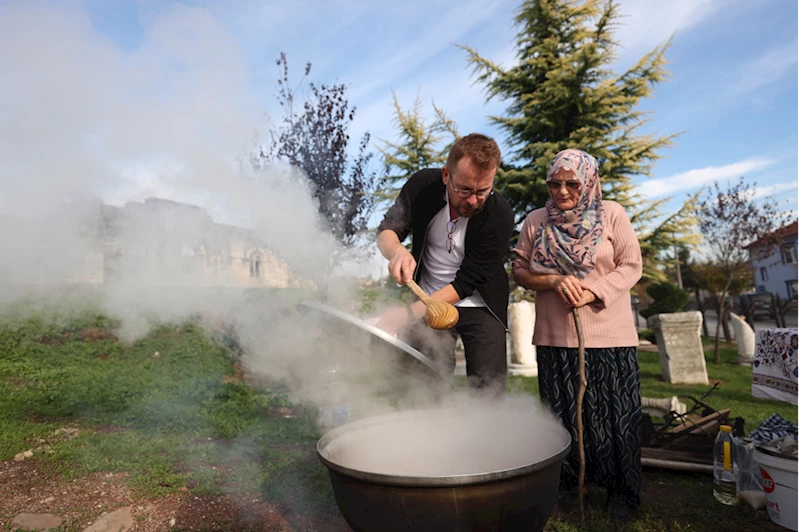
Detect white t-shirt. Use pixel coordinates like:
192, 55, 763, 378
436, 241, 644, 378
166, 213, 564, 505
419, 193, 486, 308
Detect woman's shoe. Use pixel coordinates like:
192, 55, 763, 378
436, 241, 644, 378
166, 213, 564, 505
558, 487, 588, 513
606, 494, 635, 522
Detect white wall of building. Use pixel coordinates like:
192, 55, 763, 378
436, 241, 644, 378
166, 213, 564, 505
750, 234, 798, 299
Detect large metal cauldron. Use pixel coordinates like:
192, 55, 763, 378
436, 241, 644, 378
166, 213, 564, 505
317, 406, 571, 532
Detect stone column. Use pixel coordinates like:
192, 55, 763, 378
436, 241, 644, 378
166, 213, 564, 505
729, 312, 756, 366
508, 300, 538, 377
647, 311, 709, 385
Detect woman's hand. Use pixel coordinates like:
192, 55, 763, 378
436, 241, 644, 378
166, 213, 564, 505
554, 275, 585, 306
572, 290, 597, 308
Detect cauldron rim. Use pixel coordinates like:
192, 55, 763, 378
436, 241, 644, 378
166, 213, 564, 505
317, 407, 571, 488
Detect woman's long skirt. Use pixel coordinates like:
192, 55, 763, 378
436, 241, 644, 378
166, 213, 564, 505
537, 345, 642, 509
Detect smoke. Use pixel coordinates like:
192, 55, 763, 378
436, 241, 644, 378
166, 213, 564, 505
0, 0, 469, 440
0, 1, 392, 411
0, 6, 559, 527
0, 7, 540, 493
0, 2, 339, 279
321, 398, 567, 477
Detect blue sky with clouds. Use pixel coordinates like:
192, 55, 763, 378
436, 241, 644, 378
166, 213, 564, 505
2, 0, 797, 229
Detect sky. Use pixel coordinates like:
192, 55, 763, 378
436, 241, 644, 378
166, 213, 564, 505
0, 0, 797, 276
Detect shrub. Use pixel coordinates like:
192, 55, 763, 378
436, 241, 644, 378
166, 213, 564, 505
637, 328, 656, 344
640, 282, 690, 319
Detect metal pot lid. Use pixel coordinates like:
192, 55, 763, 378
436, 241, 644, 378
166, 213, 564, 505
317, 407, 572, 487
295, 300, 448, 382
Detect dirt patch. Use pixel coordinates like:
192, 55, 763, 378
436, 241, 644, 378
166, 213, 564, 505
4, 376, 28, 389
0, 460, 350, 531
78, 328, 118, 342
37, 328, 118, 346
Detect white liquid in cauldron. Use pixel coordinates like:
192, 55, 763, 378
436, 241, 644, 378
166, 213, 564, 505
322, 407, 568, 478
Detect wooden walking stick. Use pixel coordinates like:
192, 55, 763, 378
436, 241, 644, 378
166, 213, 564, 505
572, 306, 587, 523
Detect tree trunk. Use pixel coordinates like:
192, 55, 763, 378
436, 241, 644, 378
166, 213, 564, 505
714, 277, 734, 364
713, 295, 723, 364
721, 297, 732, 342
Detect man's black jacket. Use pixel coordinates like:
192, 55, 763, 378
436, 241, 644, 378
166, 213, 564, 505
378, 168, 514, 326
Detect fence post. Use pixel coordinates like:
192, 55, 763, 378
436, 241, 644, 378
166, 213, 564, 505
722, 295, 732, 342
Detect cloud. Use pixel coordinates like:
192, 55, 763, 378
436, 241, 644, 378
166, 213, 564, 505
752, 182, 799, 201
0, 1, 348, 284
730, 42, 799, 94
638, 157, 775, 198
614, 0, 726, 66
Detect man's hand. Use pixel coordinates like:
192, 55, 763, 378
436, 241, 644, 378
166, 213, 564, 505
373, 301, 425, 336
373, 306, 410, 336
388, 248, 416, 285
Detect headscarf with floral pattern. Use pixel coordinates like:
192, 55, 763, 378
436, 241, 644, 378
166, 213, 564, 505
528, 149, 605, 279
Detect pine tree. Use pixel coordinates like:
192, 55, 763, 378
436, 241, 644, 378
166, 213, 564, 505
459, 0, 699, 278
376, 92, 459, 204
459, 0, 677, 216
633, 191, 701, 282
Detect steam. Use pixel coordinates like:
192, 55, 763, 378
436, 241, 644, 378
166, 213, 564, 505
321, 399, 567, 477
0, 3, 367, 400
0, 0, 460, 427
0, 8, 547, 505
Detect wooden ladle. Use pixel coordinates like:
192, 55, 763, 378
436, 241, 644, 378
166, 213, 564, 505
405, 280, 459, 330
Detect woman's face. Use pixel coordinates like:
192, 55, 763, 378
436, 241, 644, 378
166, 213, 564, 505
547, 167, 582, 211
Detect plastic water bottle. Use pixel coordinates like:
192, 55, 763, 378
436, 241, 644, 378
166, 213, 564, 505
713, 424, 739, 505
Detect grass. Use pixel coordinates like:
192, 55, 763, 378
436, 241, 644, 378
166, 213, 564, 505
505, 339, 797, 432
483, 338, 796, 531
0, 304, 796, 531
0, 308, 327, 506
638, 337, 797, 432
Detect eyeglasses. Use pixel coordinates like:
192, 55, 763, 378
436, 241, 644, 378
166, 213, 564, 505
449, 180, 493, 199
547, 180, 581, 191
446, 220, 458, 253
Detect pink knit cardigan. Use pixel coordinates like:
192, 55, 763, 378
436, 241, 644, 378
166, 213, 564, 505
513, 200, 642, 348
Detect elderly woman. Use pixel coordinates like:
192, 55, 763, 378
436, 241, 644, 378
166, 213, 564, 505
512, 149, 643, 520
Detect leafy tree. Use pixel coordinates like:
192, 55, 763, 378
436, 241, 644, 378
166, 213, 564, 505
692, 261, 753, 299
692, 259, 753, 342
698, 177, 791, 363
459, 0, 678, 217
259, 53, 378, 259
376, 92, 459, 204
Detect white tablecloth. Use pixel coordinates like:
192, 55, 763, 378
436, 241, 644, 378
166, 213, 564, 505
752, 328, 798, 405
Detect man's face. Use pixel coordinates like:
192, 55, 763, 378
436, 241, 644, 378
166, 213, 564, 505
442, 157, 496, 218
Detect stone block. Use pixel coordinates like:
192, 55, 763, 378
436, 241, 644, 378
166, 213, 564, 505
647, 311, 709, 385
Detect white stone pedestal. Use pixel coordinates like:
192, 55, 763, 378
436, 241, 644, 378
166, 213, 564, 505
729, 312, 755, 366
508, 300, 537, 377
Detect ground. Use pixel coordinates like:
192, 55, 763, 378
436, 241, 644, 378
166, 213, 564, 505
0, 460, 351, 532
2, 457, 783, 532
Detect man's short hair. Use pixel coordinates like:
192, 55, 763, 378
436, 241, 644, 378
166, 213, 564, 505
446, 133, 501, 172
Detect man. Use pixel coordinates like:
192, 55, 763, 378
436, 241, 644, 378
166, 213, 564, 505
375, 133, 514, 395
